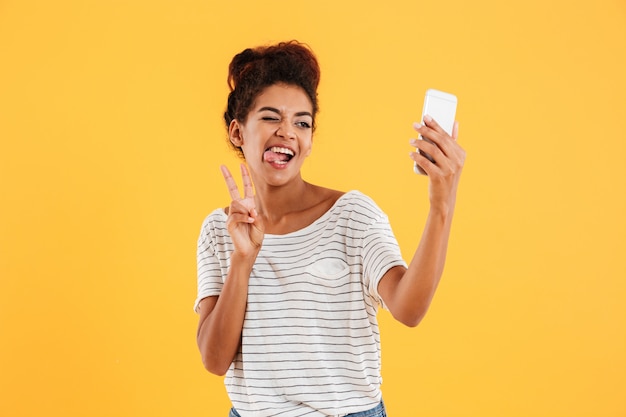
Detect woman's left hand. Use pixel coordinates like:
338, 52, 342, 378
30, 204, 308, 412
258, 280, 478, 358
410, 115, 466, 214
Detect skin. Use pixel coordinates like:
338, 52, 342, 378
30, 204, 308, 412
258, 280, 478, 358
196, 83, 466, 375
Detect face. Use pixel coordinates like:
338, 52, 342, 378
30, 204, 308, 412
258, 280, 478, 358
229, 83, 314, 186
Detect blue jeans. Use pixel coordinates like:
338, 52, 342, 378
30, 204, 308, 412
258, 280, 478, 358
228, 400, 386, 417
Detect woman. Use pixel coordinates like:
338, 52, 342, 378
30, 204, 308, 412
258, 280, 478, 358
195, 41, 465, 417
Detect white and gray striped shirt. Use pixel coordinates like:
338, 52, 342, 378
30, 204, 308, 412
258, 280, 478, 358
195, 190, 407, 417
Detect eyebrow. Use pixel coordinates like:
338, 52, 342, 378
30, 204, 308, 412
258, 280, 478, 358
257, 106, 313, 118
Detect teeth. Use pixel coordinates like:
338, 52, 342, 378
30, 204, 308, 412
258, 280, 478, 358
269, 146, 294, 156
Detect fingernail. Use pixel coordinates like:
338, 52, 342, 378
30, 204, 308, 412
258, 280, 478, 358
413, 122, 422, 129
423, 115, 433, 123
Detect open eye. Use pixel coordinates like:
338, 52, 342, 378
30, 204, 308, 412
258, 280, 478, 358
295, 121, 312, 129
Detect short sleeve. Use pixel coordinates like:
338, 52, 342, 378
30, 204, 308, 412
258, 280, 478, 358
361, 213, 407, 309
194, 218, 225, 313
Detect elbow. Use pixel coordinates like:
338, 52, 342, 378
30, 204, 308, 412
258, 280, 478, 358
205, 365, 229, 377
387, 290, 436, 328
197, 332, 237, 376
402, 315, 424, 328
197, 340, 232, 376
197, 331, 235, 376
201, 354, 231, 376
393, 306, 428, 328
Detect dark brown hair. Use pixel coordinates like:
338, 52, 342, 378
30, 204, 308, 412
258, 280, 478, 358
224, 40, 321, 158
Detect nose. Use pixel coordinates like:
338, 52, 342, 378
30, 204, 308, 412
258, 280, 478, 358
276, 121, 296, 139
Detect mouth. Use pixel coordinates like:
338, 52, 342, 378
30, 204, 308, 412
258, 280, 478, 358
263, 146, 295, 166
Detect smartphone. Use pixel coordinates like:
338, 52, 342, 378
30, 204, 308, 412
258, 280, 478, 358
414, 89, 458, 175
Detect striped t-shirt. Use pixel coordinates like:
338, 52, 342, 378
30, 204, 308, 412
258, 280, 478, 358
195, 190, 407, 417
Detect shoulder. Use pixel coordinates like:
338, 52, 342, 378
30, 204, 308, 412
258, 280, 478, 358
201, 208, 227, 227
198, 208, 228, 240
336, 190, 383, 214
325, 190, 388, 231
197, 208, 234, 256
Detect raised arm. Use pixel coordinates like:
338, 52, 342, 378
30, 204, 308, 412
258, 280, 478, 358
378, 116, 465, 327
196, 164, 264, 375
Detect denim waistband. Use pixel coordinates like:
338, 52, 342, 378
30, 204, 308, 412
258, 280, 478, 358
228, 400, 386, 417
343, 400, 386, 417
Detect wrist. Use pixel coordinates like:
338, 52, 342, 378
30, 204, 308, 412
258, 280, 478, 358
428, 201, 455, 225
230, 249, 259, 269
430, 188, 458, 220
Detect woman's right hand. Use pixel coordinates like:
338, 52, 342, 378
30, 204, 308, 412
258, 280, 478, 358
221, 164, 265, 257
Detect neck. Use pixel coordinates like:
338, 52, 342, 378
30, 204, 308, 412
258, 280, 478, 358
253, 176, 313, 222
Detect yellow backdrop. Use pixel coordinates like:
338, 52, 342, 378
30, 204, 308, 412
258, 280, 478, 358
1, 0, 625, 416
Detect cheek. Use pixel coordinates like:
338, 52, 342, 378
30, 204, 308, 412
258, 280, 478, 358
303, 137, 313, 157
241, 144, 258, 161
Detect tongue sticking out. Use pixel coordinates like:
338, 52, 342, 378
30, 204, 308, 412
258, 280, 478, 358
264, 150, 290, 163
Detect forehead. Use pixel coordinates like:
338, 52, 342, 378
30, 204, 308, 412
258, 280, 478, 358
252, 84, 313, 114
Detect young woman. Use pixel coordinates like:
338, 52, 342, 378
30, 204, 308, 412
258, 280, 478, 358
195, 41, 465, 417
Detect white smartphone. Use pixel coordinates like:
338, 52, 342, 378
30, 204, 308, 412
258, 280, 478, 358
414, 89, 458, 175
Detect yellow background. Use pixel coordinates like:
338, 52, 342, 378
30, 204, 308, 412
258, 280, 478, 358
1, 0, 625, 416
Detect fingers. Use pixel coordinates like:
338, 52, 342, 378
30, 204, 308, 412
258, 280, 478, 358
411, 150, 438, 176
411, 118, 465, 175
412, 137, 464, 173
226, 200, 255, 224
413, 117, 459, 158
423, 115, 444, 132
240, 164, 255, 200
221, 165, 241, 201
221, 163, 257, 202
412, 138, 439, 162
411, 139, 447, 176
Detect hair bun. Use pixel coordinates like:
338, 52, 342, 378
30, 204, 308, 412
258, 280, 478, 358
227, 48, 261, 91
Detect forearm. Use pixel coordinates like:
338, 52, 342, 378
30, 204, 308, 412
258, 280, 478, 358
387, 205, 455, 327
410, 206, 453, 296
197, 252, 255, 375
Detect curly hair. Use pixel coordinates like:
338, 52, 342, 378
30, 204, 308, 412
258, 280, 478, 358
223, 41, 321, 158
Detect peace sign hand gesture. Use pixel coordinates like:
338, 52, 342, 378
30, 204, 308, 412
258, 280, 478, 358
221, 164, 265, 257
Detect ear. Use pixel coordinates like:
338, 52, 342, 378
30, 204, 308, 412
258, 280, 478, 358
229, 119, 244, 147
